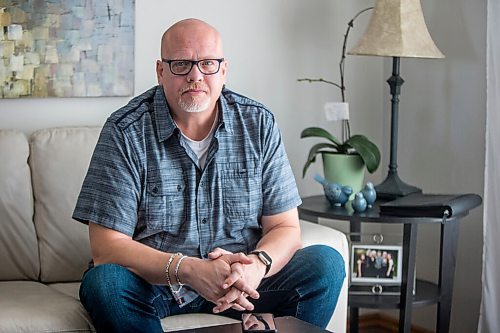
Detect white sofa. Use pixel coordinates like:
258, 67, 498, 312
0, 127, 349, 333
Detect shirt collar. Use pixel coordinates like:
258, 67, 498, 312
154, 86, 176, 142
218, 86, 234, 135
153, 85, 234, 143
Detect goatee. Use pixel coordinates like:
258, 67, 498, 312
178, 98, 210, 113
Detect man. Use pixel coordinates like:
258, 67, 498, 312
73, 18, 345, 333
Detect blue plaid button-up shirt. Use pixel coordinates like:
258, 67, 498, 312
73, 85, 301, 259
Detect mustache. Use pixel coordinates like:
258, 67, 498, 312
180, 84, 207, 94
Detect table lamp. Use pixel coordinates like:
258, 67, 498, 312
348, 0, 445, 199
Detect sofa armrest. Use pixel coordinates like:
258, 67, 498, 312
300, 220, 349, 333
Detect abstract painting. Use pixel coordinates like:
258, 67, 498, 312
0, 0, 134, 98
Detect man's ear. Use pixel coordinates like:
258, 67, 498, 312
156, 60, 164, 85
219, 60, 228, 86
221, 59, 228, 77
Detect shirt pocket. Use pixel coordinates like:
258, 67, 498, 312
220, 161, 260, 221
146, 170, 187, 231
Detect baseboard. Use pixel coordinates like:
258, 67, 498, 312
349, 312, 434, 333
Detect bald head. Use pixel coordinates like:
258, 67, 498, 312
156, 18, 227, 119
161, 19, 223, 59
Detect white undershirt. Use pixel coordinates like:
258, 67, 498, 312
178, 113, 218, 170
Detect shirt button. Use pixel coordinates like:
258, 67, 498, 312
202, 218, 207, 224
152, 186, 158, 194
177, 185, 182, 191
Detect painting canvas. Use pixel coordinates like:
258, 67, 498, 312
0, 0, 134, 98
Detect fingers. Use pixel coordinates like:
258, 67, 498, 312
221, 264, 259, 299
230, 303, 247, 312
215, 284, 258, 311
222, 266, 242, 289
231, 294, 254, 311
213, 288, 255, 313
234, 293, 255, 311
223, 252, 253, 265
203, 249, 261, 314
222, 261, 247, 288
216, 286, 242, 307
208, 250, 253, 266
208, 247, 231, 259
233, 278, 260, 299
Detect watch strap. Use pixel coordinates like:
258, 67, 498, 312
249, 250, 272, 275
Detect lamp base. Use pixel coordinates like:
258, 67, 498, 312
375, 172, 422, 200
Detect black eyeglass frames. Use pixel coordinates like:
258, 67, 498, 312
161, 58, 224, 76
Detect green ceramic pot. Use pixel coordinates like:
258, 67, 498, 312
322, 153, 365, 198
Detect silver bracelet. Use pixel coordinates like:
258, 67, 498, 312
172, 255, 188, 294
165, 252, 182, 291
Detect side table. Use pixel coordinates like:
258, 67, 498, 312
298, 195, 481, 333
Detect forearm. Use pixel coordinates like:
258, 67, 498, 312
254, 226, 301, 277
254, 210, 302, 277
95, 238, 175, 284
90, 222, 176, 285
89, 223, 246, 304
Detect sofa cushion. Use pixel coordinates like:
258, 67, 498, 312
29, 127, 101, 282
0, 281, 94, 333
0, 130, 39, 281
48, 281, 81, 299
48, 282, 240, 333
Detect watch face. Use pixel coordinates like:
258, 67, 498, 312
258, 251, 272, 265
250, 251, 272, 275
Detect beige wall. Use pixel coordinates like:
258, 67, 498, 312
0, 0, 486, 332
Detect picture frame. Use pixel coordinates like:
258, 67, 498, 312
350, 244, 403, 285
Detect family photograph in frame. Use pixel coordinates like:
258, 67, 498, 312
351, 244, 403, 285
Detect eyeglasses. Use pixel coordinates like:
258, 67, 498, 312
162, 58, 224, 76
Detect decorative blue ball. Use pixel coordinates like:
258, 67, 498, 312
352, 192, 368, 212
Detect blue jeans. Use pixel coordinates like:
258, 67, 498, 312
79, 245, 345, 333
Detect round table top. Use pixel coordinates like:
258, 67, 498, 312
299, 195, 460, 224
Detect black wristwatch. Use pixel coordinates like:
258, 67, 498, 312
249, 250, 272, 275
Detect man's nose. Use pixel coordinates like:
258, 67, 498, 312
187, 63, 203, 82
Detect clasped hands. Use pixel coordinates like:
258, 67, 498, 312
187, 248, 265, 314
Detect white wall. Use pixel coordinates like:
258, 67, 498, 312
0, 0, 384, 192
380, 0, 486, 332
0, 0, 486, 332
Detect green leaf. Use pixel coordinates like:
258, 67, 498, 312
300, 126, 380, 175
345, 135, 381, 173
302, 142, 337, 178
300, 127, 342, 147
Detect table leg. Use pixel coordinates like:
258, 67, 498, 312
399, 223, 418, 333
436, 220, 459, 333
349, 307, 359, 333
350, 220, 361, 242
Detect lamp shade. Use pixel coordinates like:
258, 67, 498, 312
348, 0, 444, 58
